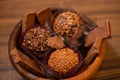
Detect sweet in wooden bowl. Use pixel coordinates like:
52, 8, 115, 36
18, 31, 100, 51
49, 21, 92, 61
8, 7, 111, 80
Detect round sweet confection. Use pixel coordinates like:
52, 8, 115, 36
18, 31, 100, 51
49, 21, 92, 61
53, 11, 84, 39
48, 48, 79, 76
22, 26, 52, 52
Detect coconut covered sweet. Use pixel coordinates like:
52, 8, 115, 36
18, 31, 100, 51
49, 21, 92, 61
48, 48, 79, 76
53, 11, 85, 39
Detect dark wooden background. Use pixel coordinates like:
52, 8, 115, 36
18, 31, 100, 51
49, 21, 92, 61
0, 0, 120, 80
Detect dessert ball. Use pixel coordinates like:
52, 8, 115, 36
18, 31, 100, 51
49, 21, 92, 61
48, 48, 79, 76
53, 11, 85, 39
21, 25, 52, 52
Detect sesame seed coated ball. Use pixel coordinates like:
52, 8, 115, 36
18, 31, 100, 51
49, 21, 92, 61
48, 48, 79, 76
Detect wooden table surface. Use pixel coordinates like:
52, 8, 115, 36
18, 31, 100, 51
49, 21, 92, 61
0, 0, 120, 80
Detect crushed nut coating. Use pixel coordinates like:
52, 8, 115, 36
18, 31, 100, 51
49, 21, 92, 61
22, 26, 52, 52
48, 48, 79, 75
53, 11, 84, 39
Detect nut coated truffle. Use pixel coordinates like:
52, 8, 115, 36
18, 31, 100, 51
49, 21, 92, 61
53, 11, 84, 39
22, 26, 52, 52
48, 48, 79, 76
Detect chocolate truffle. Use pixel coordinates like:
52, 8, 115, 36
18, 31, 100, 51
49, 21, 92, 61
53, 11, 85, 39
22, 26, 52, 52
48, 48, 79, 76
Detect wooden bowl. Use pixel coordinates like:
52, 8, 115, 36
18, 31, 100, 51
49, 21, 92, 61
8, 7, 108, 79
8, 20, 106, 80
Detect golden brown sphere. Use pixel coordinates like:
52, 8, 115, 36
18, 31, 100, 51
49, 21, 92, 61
53, 11, 84, 39
48, 48, 79, 76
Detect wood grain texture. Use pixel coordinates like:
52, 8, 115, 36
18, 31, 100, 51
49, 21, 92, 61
0, 0, 120, 80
